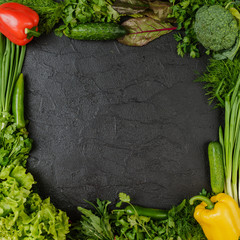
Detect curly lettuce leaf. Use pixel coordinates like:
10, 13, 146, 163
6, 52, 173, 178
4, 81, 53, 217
0, 166, 69, 240
0, 116, 69, 240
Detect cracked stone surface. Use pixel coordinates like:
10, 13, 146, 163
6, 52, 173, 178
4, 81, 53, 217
23, 32, 220, 220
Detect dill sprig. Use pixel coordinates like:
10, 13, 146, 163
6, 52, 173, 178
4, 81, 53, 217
196, 54, 240, 108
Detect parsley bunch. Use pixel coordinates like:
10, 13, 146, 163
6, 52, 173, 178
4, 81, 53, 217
55, 0, 121, 36
69, 193, 206, 240
113, 193, 205, 240
0, 115, 32, 168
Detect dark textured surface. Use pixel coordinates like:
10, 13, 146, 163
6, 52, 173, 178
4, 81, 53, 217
23, 32, 220, 220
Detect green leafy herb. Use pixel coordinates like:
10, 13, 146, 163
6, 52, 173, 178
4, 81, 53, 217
196, 54, 240, 108
119, 192, 131, 203
0, 117, 32, 169
70, 193, 206, 240
55, 0, 121, 36
113, 195, 205, 240
68, 199, 114, 240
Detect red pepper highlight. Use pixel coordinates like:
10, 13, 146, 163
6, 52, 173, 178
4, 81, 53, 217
0, 3, 40, 46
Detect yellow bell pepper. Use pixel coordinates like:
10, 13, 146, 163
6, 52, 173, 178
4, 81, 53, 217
189, 193, 240, 240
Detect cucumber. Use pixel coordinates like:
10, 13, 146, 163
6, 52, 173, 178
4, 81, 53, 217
63, 23, 127, 41
208, 142, 224, 194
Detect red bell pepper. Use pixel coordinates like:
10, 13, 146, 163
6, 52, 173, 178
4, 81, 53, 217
0, 3, 40, 46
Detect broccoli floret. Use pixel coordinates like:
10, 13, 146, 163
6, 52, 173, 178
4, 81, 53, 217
194, 5, 239, 52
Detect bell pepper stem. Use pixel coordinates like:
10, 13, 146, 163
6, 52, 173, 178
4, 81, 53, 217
189, 195, 215, 210
25, 27, 41, 39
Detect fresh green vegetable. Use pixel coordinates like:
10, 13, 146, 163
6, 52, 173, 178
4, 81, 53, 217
208, 142, 224, 194
0, 164, 70, 239
168, 0, 231, 58
0, 118, 31, 168
63, 22, 127, 40
194, 5, 239, 52
0, 32, 70, 239
0, 34, 26, 130
218, 73, 240, 203
0, 115, 70, 239
12, 74, 26, 129
63, 0, 120, 25
196, 54, 240, 108
69, 192, 206, 240
55, 0, 121, 37
0, 0, 175, 45
124, 205, 169, 220
213, 32, 240, 61
68, 199, 114, 240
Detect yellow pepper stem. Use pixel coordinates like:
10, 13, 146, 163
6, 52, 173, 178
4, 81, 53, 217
189, 195, 215, 210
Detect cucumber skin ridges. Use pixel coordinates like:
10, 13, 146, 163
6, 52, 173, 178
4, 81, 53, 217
208, 142, 224, 194
63, 23, 127, 41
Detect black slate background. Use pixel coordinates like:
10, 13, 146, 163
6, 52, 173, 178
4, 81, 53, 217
22, 32, 220, 220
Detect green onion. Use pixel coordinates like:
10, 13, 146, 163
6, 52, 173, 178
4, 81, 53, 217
0, 34, 26, 129
220, 73, 240, 203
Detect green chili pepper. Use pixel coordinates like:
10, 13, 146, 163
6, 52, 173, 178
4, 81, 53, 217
12, 73, 26, 129
124, 205, 168, 220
